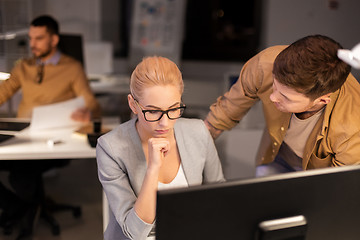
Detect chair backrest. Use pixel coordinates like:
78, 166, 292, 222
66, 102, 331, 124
58, 34, 85, 67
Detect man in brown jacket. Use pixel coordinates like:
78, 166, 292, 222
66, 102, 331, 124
205, 35, 360, 177
0, 15, 101, 238
0, 15, 100, 119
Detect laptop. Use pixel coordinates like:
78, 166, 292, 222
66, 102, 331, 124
0, 133, 15, 143
0, 118, 30, 143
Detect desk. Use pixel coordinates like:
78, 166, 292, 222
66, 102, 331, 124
0, 123, 102, 237
89, 74, 131, 119
89, 74, 130, 95
0, 117, 119, 160
0, 126, 95, 160
0, 118, 119, 236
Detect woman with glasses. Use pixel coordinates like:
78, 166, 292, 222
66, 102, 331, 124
96, 56, 224, 240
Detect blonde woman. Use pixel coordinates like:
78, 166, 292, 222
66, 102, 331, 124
96, 56, 225, 240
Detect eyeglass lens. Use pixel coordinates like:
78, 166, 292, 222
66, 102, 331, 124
145, 107, 185, 121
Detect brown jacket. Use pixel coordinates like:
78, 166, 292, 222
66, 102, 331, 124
0, 53, 101, 118
206, 46, 360, 169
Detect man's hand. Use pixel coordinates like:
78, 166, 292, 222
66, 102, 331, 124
71, 107, 91, 123
204, 119, 223, 139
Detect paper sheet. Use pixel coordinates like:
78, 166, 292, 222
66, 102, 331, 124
30, 96, 86, 131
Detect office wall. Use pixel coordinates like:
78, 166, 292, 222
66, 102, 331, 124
180, 0, 360, 179
32, 0, 101, 42
260, 0, 360, 79
181, 0, 360, 84
261, 0, 360, 49
3, 1, 360, 110
29, 0, 360, 79
2, 1, 360, 177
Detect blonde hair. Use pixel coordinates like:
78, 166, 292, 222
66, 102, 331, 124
130, 56, 184, 100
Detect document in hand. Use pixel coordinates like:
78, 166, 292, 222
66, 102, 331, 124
30, 96, 86, 131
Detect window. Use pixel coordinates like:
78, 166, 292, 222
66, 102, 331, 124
182, 0, 262, 61
112, 0, 262, 62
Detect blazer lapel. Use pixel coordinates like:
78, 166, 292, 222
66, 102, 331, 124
173, 121, 198, 186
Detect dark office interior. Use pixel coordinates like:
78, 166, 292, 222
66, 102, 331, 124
1, 0, 360, 239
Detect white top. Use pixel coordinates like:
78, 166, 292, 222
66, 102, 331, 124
158, 164, 189, 190
146, 165, 189, 240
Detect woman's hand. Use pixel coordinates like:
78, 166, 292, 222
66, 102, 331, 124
147, 137, 170, 170
134, 137, 170, 224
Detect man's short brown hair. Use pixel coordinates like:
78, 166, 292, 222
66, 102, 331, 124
31, 15, 59, 36
273, 35, 351, 100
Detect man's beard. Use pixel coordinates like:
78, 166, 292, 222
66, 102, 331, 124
32, 47, 52, 59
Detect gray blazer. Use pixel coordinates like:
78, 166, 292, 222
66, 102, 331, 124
96, 117, 225, 240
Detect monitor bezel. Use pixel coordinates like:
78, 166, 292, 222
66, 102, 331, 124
156, 165, 360, 240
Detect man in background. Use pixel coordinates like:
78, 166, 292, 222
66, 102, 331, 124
0, 15, 100, 119
205, 35, 360, 177
0, 15, 101, 238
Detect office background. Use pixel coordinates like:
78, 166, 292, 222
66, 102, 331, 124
5, 0, 358, 177
1, 0, 360, 239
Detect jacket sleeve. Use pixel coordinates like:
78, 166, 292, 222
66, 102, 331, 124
325, 75, 360, 167
205, 46, 288, 131
0, 62, 22, 106
96, 136, 153, 240
332, 130, 360, 166
206, 53, 265, 131
331, 118, 360, 166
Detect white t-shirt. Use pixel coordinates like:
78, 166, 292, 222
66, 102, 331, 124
158, 164, 189, 190
285, 108, 324, 158
279, 108, 324, 169
147, 164, 189, 239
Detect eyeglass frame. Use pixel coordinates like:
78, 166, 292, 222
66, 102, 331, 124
132, 96, 186, 122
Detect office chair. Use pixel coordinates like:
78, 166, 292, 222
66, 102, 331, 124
38, 161, 82, 236
34, 34, 85, 236
2, 159, 82, 239
58, 33, 85, 67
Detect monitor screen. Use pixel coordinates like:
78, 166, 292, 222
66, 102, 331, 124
156, 165, 360, 240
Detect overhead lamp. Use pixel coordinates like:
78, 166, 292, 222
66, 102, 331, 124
337, 43, 360, 69
0, 28, 28, 40
0, 72, 10, 81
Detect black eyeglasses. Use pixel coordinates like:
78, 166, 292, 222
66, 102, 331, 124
133, 98, 186, 122
36, 64, 44, 84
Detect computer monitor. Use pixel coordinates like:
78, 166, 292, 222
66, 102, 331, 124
156, 165, 360, 240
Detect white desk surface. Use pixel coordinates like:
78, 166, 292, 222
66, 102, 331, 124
89, 74, 130, 94
0, 118, 120, 160
0, 126, 95, 160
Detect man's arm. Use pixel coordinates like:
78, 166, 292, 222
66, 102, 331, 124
204, 46, 285, 140
204, 118, 223, 139
0, 63, 22, 106
203, 53, 266, 138
71, 107, 91, 123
